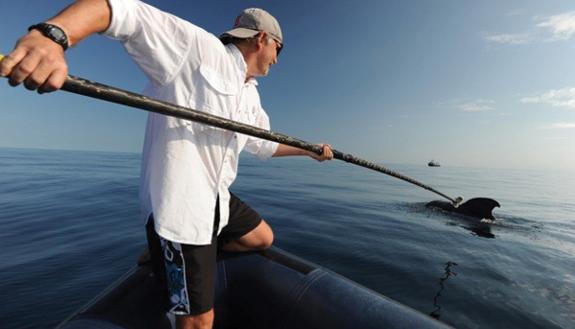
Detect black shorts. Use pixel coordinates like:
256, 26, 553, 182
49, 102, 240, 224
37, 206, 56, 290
145, 193, 262, 316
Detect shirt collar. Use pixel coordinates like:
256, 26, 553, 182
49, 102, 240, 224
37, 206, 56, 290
226, 44, 258, 86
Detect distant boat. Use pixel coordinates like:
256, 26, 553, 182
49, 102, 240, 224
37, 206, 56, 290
428, 160, 440, 167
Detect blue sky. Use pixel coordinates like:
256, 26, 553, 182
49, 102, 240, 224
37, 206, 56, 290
1, 0, 574, 170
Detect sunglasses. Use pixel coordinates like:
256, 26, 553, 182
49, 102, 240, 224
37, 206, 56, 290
274, 40, 283, 56
259, 32, 283, 56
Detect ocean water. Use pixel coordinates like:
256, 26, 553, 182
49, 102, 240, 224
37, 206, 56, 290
1, 147, 574, 329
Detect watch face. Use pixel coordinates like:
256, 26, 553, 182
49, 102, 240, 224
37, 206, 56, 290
48, 26, 65, 42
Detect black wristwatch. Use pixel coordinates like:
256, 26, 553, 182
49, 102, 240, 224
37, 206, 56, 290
28, 23, 69, 51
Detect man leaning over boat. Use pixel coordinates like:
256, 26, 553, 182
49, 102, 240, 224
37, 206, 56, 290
0, 1, 334, 328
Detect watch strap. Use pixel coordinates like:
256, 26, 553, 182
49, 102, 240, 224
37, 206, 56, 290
28, 23, 69, 51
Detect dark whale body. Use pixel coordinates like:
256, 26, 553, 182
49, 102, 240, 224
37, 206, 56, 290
426, 198, 500, 220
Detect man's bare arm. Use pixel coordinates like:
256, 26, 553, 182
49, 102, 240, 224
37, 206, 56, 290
0, 0, 111, 92
273, 144, 334, 162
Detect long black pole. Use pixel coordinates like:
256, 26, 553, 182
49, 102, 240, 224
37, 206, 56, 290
0, 51, 459, 205
61, 75, 460, 204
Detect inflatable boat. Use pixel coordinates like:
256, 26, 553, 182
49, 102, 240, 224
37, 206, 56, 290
56, 246, 453, 329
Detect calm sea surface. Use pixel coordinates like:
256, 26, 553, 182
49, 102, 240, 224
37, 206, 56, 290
1, 147, 574, 329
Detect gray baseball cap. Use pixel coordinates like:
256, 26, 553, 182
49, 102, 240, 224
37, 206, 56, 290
220, 8, 283, 45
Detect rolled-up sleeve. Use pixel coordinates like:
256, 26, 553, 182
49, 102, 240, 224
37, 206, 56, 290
244, 108, 279, 160
103, 0, 193, 85
103, 0, 138, 39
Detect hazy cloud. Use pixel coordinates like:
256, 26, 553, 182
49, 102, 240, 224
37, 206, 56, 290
437, 99, 496, 112
521, 87, 575, 109
484, 33, 530, 45
457, 99, 495, 112
537, 11, 575, 40
549, 122, 575, 129
506, 10, 524, 17
484, 11, 575, 45
543, 136, 568, 140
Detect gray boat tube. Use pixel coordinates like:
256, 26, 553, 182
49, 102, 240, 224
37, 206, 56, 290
57, 247, 453, 329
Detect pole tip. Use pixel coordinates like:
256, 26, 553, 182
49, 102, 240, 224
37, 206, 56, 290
453, 196, 464, 208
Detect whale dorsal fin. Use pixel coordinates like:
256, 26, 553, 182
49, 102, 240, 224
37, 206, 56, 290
458, 198, 500, 220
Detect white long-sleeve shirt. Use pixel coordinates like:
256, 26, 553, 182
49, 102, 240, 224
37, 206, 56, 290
104, 0, 278, 244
